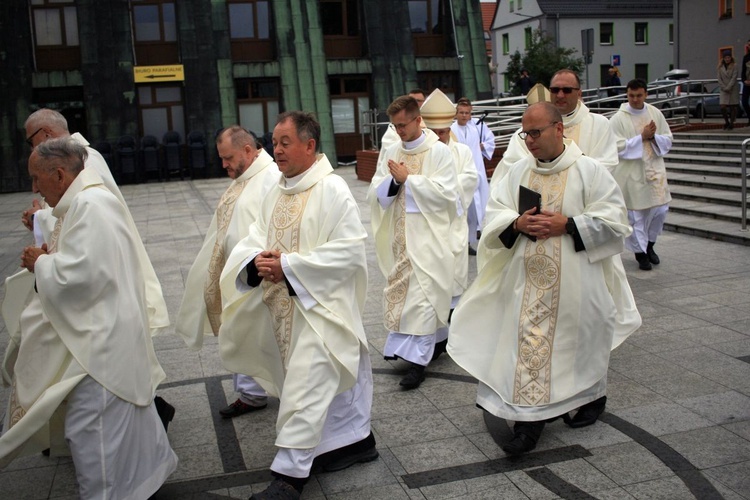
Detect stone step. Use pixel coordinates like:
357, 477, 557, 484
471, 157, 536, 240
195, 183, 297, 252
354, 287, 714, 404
665, 153, 744, 167
672, 138, 748, 149
668, 183, 744, 206
669, 146, 743, 158
666, 162, 746, 179
668, 171, 745, 192
669, 198, 746, 223
665, 210, 750, 246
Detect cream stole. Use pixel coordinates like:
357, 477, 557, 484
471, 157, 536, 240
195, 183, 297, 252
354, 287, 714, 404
204, 179, 250, 334
261, 190, 312, 368
513, 168, 569, 405
383, 151, 425, 332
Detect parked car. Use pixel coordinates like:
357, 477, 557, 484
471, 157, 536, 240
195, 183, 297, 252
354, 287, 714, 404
648, 79, 709, 117
693, 84, 746, 119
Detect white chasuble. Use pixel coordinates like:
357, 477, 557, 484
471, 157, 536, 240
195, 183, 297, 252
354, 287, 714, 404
449, 143, 641, 420
220, 154, 369, 448
1, 168, 164, 467
448, 140, 479, 297
176, 150, 280, 349
368, 131, 458, 335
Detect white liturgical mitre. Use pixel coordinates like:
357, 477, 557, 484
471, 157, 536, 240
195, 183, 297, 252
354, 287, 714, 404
420, 89, 457, 129
526, 83, 552, 105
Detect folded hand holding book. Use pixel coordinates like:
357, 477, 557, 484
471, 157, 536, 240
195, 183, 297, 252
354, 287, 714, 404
518, 185, 541, 241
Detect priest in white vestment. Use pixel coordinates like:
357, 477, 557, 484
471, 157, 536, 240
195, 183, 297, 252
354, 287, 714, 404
608, 79, 673, 271
451, 97, 495, 251
0, 138, 177, 498
20, 109, 169, 336
379, 88, 426, 151
219, 112, 376, 500
420, 89, 479, 359
490, 71, 618, 192
368, 95, 458, 390
449, 103, 641, 457
177, 126, 279, 418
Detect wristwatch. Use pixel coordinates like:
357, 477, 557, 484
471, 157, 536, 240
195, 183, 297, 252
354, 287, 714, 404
565, 217, 576, 235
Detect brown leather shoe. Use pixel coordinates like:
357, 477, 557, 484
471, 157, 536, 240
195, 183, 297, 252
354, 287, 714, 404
219, 399, 267, 418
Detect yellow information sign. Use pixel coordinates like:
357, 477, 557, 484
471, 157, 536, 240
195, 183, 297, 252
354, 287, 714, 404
133, 65, 185, 83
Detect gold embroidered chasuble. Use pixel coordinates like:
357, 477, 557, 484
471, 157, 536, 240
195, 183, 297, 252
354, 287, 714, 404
176, 150, 279, 349
448, 143, 641, 420
219, 154, 369, 411
368, 130, 458, 335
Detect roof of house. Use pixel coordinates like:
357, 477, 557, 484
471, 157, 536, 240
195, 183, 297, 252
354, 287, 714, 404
481, 1, 498, 32
536, 0, 672, 17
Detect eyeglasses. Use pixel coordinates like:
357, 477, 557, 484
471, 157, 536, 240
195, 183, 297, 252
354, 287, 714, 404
394, 116, 418, 131
518, 122, 559, 140
25, 127, 44, 147
549, 87, 580, 95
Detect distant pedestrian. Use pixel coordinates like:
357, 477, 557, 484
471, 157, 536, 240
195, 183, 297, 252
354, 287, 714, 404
516, 69, 534, 95
717, 49, 740, 130
741, 40, 750, 125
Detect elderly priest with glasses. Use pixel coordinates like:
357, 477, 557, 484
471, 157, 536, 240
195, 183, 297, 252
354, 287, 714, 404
448, 102, 640, 457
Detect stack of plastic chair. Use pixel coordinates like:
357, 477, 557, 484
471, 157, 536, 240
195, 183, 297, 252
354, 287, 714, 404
163, 131, 183, 180
115, 135, 137, 184
140, 135, 162, 182
187, 130, 207, 179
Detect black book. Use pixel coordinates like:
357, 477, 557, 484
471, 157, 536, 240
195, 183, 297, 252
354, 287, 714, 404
518, 185, 542, 241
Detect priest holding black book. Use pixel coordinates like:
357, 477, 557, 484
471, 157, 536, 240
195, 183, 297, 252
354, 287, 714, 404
448, 102, 641, 457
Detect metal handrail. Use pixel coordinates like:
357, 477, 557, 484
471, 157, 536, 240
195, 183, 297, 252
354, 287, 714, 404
741, 138, 750, 232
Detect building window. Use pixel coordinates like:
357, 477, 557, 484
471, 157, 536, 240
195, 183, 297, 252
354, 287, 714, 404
635, 64, 648, 82
30, 0, 81, 71
518, 0, 523, 9
131, 0, 178, 65
719, 0, 733, 19
718, 46, 734, 61
504, 73, 511, 93
746, 0, 749, 14
228, 0, 274, 61
417, 71, 458, 101
329, 76, 371, 158
409, 0, 448, 56
236, 79, 280, 136
321, 0, 363, 58
502, 33, 509, 55
524, 27, 532, 49
600, 23, 613, 45
669, 24, 674, 44
137, 85, 185, 141
509, 0, 514, 12
635, 23, 648, 45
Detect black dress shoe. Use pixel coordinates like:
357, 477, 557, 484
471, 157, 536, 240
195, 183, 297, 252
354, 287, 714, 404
250, 478, 301, 500
399, 363, 426, 389
568, 396, 607, 428
646, 242, 660, 265
154, 396, 175, 431
635, 252, 652, 271
468, 246, 477, 256
502, 421, 545, 456
431, 339, 448, 361
219, 399, 268, 418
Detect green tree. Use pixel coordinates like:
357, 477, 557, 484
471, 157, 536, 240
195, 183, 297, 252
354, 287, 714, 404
505, 29, 585, 95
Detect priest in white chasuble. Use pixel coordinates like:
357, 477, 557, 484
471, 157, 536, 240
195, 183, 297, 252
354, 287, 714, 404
219, 112, 375, 500
449, 102, 641, 457
177, 126, 280, 419
368, 95, 458, 390
0, 138, 177, 498
420, 89, 478, 358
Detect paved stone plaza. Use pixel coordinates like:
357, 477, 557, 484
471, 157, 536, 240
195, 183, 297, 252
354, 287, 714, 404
0, 167, 749, 499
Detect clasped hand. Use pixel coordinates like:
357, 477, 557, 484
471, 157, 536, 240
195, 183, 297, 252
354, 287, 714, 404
255, 250, 284, 283
516, 208, 567, 240
388, 160, 408, 184
21, 244, 48, 273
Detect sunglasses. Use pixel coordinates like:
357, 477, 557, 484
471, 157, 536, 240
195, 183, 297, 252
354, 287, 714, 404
549, 87, 579, 95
